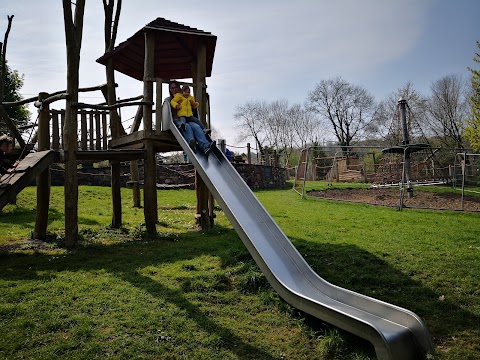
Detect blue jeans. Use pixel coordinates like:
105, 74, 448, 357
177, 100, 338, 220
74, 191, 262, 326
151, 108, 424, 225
181, 122, 211, 152
183, 116, 206, 130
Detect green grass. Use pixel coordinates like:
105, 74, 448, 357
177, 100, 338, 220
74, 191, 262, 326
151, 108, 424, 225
0, 185, 479, 359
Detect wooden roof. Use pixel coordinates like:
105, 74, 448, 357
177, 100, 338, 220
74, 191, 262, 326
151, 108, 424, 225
96, 17, 217, 81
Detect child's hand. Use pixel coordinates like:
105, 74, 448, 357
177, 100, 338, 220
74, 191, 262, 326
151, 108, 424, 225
178, 98, 183, 104
176, 104, 181, 110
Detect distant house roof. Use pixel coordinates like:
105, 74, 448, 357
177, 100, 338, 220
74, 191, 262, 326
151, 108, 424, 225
96, 17, 217, 81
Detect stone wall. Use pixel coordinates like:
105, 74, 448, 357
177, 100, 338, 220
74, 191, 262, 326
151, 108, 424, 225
233, 164, 286, 189
49, 162, 286, 190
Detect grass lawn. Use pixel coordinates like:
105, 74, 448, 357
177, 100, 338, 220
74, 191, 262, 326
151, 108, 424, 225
0, 185, 479, 359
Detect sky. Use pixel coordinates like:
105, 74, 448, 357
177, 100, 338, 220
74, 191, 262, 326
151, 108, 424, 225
1, 0, 479, 149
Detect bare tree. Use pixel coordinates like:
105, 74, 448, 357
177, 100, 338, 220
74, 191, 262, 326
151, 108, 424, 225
234, 99, 324, 161
264, 99, 289, 150
290, 104, 322, 148
308, 77, 375, 152
426, 74, 469, 149
370, 82, 429, 146
234, 100, 268, 154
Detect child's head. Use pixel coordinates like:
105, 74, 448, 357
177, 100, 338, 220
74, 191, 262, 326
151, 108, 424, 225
0, 135, 14, 153
181, 85, 191, 97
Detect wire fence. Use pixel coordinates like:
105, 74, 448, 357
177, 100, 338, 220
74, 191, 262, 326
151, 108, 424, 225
293, 145, 480, 211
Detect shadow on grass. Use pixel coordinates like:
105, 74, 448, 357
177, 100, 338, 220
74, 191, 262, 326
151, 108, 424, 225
290, 237, 480, 345
0, 207, 100, 228
0, 225, 478, 355
0, 207, 60, 225
0, 229, 277, 359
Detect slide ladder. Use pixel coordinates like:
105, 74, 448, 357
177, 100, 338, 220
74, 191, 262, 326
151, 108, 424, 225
163, 102, 435, 360
0, 150, 57, 211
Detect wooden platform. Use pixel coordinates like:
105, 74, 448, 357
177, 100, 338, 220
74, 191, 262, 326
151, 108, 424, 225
76, 149, 146, 161
109, 130, 182, 152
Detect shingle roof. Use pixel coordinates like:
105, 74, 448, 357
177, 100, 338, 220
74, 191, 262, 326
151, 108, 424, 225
96, 17, 217, 80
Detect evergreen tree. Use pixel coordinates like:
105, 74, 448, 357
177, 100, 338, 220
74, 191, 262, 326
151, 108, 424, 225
465, 41, 480, 151
1, 61, 31, 134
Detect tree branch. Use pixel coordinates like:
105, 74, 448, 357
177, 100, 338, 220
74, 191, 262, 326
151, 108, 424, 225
0, 15, 14, 102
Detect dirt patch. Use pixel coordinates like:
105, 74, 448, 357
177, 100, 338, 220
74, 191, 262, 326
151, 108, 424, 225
307, 188, 480, 212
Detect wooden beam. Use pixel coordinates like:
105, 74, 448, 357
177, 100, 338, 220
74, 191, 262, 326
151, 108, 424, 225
75, 149, 145, 161
72, 101, 152, 110
0, 105, 25, 148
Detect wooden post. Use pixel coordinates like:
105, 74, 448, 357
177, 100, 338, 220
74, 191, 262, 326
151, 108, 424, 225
155, 78, 162, 133
95, 112, 101, 150
88, 111, 94, 150
143, 31, 157, 232
193, 41, 212, 228
102, 72, 123, 229
52, 111, 60, 150
60, 111, 65, 149
80, 112, 87, 150
247, 143, 251, 164
34, 92, 51, 240
62, 0, 85, 248
101, 112, 107, 149
219, 139, 226, 152
110, 161, 122, 228
130, 160, 141, 208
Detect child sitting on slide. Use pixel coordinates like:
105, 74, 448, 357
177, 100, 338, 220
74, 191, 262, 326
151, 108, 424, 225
170, 85, 211, 135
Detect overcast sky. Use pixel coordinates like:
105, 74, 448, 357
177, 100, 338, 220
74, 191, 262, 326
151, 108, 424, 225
1, 0, 479, 149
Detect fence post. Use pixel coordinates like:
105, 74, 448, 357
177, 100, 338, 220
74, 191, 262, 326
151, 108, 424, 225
247, 143, 251, 164
218, 139, 226, 152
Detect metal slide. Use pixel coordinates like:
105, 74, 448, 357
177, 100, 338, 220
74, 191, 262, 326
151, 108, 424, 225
163, 102, 435, 360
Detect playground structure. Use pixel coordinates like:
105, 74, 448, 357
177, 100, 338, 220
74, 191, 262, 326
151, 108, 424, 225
293, 98, 478, 212
295, 145, 452, 184
0, 15, 436, 359
454, 152, 480, 209
1, 18, 217, 234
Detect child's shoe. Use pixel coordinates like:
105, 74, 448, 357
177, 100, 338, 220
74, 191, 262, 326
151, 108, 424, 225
204, 140, 216, 156
189, 139, 196, 152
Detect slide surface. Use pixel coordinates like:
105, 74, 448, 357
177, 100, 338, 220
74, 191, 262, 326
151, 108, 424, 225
0, 150, 56, 210
164, 102, 434, 360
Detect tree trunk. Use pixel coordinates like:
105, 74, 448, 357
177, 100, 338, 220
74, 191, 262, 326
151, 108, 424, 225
62, 0, 85, 248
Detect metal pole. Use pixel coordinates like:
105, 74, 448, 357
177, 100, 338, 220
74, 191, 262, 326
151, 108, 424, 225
461, 152, 466, 210
398, 98, 413, 198
301, 147, 310, 199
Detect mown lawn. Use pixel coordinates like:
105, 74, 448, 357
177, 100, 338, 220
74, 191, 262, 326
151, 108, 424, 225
0, 185, 479, 359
